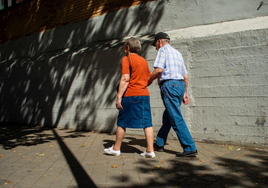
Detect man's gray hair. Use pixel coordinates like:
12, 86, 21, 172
161, 39, 170, 44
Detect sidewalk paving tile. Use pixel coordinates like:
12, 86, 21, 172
1, 127, 268, 188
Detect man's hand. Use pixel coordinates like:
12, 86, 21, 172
183, 93, 190, 105
147, 68, 163, 86
147, 78, 153, 86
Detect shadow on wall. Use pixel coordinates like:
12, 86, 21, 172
0, 1, 164, 131
0, 0, 159, 43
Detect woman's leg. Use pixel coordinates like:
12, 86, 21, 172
144, 127, 154, 153
113, 126, 126, 151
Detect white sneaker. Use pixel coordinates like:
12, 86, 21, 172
140, 151, 156, 158
104, 145, 121, 156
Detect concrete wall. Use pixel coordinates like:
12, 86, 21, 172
178, 29, 268, 147
1, 0, 268, 147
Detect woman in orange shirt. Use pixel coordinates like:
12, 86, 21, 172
104, 38, 155, 158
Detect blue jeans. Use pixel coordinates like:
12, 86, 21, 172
155, 80, 197, 152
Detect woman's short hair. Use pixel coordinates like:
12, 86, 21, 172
124, 38, 141, 53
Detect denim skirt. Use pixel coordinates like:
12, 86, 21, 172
117, 96, 152, 129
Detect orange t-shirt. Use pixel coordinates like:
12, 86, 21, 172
121, 54, 151, 97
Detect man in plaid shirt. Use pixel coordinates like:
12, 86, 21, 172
148, 32, 197, 157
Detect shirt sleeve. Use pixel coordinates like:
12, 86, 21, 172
153, 48, 165, 69
180, 56, 188, 76
121, 56, 130, 75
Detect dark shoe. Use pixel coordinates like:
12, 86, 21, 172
176, 150, 198, 157
154, 143, 164, 152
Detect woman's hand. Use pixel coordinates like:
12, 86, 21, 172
116, 98, 123, 110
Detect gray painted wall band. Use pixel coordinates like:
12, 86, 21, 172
0, 0, 267, 147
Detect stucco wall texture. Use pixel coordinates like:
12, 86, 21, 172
0, 0, 268, 147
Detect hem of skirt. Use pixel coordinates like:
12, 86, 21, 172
118, 124, 152, 129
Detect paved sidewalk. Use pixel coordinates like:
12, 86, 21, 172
0, 126, 268, 188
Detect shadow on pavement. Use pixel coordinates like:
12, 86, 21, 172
1, 126, 268, 187
0, 124, 96, 187
102, 135, 268, 187
0, 123, 96, 187
0, 123, 53, 150
0, 123, 86, 150
52, 129, 97, 188
103, 136, 178, 156
109, 149, 268, 188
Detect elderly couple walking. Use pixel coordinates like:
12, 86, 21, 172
104, 32, 198, 158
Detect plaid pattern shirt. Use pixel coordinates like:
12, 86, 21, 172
154, 44, 187, 84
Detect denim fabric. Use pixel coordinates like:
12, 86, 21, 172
117, 96, 152, 129
155, 80, 197, 152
